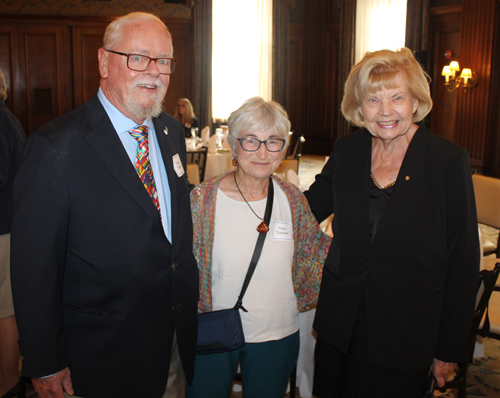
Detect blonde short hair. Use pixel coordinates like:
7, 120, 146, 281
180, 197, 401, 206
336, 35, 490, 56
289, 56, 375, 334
0, 69, 7, 101
227, 97, 291, 151
341, 47, 433, 127
103, 12, 170, 50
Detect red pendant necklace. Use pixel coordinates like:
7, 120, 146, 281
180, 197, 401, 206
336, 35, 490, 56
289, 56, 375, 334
234, 173, 269, 234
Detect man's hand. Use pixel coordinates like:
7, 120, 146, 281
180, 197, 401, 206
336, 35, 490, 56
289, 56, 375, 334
32, 367, 74, 398
432, 358, 457, 387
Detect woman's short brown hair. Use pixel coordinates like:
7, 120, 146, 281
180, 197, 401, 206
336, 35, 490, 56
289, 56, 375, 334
341, 47, 433, 127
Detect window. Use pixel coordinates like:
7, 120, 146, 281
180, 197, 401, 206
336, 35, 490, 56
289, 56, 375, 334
355, 0, 407, 63
212, 0, 272, 120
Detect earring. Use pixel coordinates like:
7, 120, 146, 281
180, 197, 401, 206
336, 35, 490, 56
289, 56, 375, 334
232, 159, 237, 167
279, 162, 282, 167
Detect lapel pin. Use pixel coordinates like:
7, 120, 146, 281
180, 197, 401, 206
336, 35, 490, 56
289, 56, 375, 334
163, 127, 168, 135
405, 176, 410, 181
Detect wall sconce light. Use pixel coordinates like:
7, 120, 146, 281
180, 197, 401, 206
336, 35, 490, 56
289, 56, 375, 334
441, 61, 479, 93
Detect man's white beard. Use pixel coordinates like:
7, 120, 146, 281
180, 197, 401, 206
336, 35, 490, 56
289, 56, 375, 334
125, 83, 165, 121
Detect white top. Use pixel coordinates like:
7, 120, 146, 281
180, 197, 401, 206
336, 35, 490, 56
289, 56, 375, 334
212, 180, 298, 342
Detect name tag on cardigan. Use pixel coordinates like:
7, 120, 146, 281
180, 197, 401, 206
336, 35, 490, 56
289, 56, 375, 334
273, 221, 292, 241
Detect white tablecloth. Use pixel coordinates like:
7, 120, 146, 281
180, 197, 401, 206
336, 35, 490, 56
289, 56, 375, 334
296, 309, 317, 398
204, 152, 235, 181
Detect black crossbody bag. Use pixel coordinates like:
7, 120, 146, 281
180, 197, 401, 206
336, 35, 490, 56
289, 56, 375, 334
196, 177, 274, 355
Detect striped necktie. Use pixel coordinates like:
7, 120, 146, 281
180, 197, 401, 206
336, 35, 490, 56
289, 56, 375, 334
129, 125, 161, 216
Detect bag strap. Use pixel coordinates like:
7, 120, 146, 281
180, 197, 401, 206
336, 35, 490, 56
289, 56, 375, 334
234, 176, 274, 312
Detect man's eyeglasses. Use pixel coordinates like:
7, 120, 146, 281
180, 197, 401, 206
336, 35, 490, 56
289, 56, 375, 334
237, 138, 286, 152
105, 49, 176, 75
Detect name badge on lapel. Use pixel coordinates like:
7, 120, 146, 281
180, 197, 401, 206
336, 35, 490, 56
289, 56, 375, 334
172, 154, 185, 177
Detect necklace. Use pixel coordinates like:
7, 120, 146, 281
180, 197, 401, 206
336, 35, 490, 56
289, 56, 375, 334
234, 173, 269, 234
371, 173, 396, 190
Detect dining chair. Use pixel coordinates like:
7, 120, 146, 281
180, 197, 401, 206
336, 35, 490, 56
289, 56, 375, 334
487, 290, 500, 340
186, 163, 200, 187
284, 131, 294, 159
294, 136, 306, 163
186, 147, 208, 183
439, 262, 500, 398
473, 174, 500, 290
286, 135, 306, 161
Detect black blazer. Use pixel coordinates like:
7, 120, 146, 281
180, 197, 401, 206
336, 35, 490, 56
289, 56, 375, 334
0, 99, 25, 234
305, 126, 479, 370
11, 93, 199, 398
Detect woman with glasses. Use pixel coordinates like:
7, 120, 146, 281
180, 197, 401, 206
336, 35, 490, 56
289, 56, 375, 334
187, 97, 330, 398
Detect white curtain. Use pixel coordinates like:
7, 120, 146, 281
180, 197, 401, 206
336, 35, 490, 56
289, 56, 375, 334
212, 0, 273, 120
355, 0, 407, 64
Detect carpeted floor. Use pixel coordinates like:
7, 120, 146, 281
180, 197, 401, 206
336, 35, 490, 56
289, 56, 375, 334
298, 155, 328, 191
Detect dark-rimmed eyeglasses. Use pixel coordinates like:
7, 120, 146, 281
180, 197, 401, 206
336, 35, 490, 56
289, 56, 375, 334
105, 49, 176, 75
237, 138, 286, 152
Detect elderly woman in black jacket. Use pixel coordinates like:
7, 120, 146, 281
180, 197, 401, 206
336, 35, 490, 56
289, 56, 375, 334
305, 48, 479, 398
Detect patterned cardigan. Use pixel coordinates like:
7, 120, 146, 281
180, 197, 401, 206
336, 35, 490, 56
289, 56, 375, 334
190, 171, 331, 313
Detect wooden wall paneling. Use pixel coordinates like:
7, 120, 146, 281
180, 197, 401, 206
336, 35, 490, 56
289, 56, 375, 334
428, 6, 461, 142
72, 21, 110, 107
337, 0, 356, 138
289, 23, 306, 138
301, 0, 334, 155
454, 0, 496, 169
483, 1, 500, 177
301, 0, 319, 142
324, 23, 341, 145
163, 19, 194, 117
273, 0, 291, 112
18, 23, 73, 134
405, 0, 425, 50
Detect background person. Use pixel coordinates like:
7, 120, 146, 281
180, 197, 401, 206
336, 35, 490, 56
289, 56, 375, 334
174, 98, 199, 138
10, 12, 198, 398
187, 97, 330, 398
305, 48, 479, 398
0, 69, 26, 398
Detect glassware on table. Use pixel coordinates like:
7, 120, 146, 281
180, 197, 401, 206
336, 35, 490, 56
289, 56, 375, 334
190, 127, 199, 139
215, 128, 224, 150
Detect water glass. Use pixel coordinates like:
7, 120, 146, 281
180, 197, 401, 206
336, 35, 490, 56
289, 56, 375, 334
191, 127, 199, 139
215, 128, 224, 149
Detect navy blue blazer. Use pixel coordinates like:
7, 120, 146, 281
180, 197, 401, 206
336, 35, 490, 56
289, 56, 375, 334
305, 126, 479, 369
11, 93, 199, 398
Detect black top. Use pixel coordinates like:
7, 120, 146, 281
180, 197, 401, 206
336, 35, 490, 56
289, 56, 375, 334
183, 116, 199, 138
368, 176, 394, 243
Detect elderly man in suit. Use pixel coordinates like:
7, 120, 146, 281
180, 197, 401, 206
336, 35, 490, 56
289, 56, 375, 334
10, 12, 198, 398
